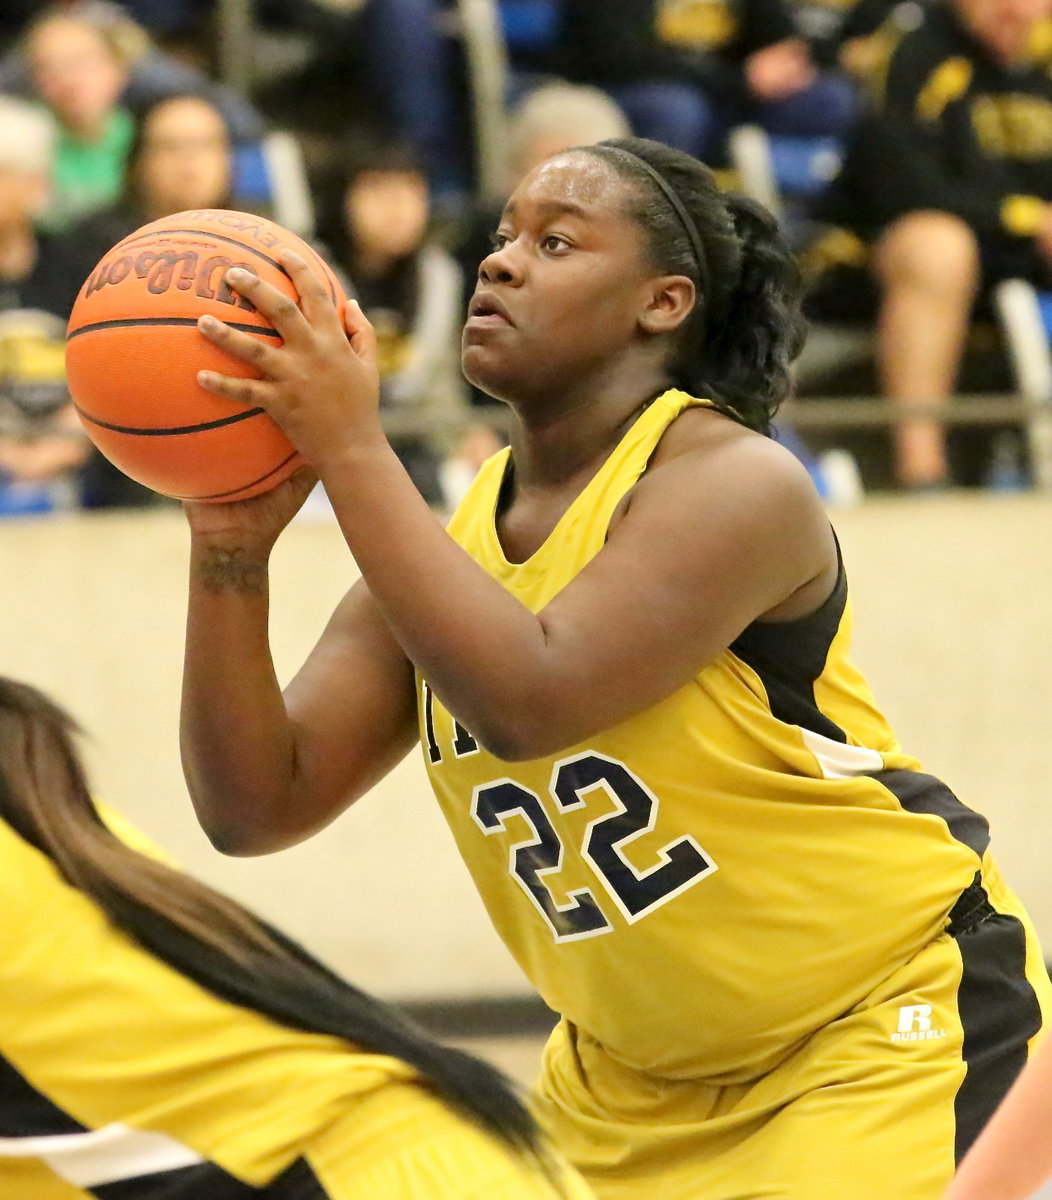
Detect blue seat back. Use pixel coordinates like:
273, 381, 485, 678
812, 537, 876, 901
498, 0, 560, 50
768, 134, 844, 199
1038, 290, 1052, 341
232, 140, 271, 207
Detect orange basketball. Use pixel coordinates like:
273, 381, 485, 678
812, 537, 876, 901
65, 209, 347, 503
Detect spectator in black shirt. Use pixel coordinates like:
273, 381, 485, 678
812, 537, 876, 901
807, 0, 1052, 488
560, 0, 861, 164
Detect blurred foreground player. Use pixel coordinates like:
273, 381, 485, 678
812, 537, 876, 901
0, 676, 592, 1199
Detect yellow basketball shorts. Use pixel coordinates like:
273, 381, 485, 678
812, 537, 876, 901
535, 865, 1052, 1200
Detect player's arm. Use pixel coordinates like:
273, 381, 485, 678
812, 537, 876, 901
944, 1034, 1052, 1199
324, 422, 831, 760
194, 256, 833, 762
181, 493, 418, 855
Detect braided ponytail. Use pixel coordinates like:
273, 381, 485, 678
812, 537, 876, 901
590, 138, 806, 433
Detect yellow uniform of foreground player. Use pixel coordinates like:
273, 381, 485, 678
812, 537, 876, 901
181, 135, 1051, 1199
424, 388, 1052, 1197
0, 679, 591, 1200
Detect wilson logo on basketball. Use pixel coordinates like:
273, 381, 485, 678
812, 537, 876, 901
82, 251, 259, 309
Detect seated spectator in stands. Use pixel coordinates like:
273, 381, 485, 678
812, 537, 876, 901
804, 0, 1052, 489
19, 2, 137, 233
75, 93, 240, 261
73, 92, 247, 510
250, 0, 468, 209
789, 0, 901, 72
559, 0, 861, 165
0, 674, 588, 1199
0, 97, 91, 515
2, 1, 263, 151
316, 142, 466, 508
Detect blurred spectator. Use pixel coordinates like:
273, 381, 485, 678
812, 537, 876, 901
20, 3, 138, 233
251, 0, 469, 208
1, 1, 264, 149
559, 0, 861, 165
805, 0, 1052, 488
789, 0, 902, 69
75, 93, 241, 259
0, 96, 91, 515
316, 141, 467, 507
72, 92, 248, 509
506, 81, 635, 184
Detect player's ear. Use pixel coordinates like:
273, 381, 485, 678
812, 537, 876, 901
638, 275, 696, 335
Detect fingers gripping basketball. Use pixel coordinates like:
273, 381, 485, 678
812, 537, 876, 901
65, 209, 347, 503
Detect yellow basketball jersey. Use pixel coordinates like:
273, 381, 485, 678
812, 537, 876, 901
0, 814, 418, 1195
422, 389, 988, 1082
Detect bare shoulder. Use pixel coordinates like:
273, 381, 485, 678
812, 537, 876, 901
612, 406, 837, 619
640, 406, 824, 518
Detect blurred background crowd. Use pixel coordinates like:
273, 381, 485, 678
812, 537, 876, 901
2, 0, 1052, 517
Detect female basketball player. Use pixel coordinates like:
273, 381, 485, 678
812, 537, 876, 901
944, 1029, 1052, 1198
0, 676, 589, 1199
184, 137, 1052, 1199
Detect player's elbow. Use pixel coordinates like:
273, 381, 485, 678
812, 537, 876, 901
471, 705, 586, 763
191, 794, 304, 857
197, 815, 284, 857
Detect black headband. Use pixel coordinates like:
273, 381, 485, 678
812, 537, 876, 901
602, 146, 714, 321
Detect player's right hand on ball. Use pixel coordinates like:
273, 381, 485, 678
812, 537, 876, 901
182, 465, 319, 550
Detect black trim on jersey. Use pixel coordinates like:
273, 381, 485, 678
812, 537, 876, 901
950, 909, 1044, 1162
728, 535, 848, 742
874, 767, 1042, 1161
0, 1051, 328, 1198
0, 1051, 87, 1136
92, 1157, 327, 1199
94, 1162, 262, 1200
872, 768, 990, 860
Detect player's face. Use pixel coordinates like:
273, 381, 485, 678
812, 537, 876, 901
463, 152, 665, 404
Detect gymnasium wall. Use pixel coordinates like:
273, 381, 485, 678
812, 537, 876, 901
2, 494, 1050, 1002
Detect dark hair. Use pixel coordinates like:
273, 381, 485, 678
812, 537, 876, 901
589, 137, 807, 434
314, 138, 429, 273
0, 677, 549, 1172
121, 93, 235, 216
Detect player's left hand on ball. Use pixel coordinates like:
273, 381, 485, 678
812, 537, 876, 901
195, 250, 383, 474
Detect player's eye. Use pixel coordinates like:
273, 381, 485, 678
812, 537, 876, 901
489, 230, 512, 251
542, 234, 570, 252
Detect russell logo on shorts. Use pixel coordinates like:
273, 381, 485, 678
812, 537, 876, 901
892, 1003, 947, 1043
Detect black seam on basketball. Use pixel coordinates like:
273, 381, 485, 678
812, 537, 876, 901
171, 449, 301, 500
107, 227, 337, 302
67, 317, 281, 339
74, 402, 265, 435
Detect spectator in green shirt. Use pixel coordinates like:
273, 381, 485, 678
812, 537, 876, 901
23, 2, 136, 232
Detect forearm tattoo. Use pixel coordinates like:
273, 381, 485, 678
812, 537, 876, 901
196, 546, 268, 595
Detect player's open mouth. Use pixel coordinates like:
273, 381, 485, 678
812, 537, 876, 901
467, 292, 513, 326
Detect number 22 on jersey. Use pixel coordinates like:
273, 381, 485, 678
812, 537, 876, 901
423, 683, 718, 943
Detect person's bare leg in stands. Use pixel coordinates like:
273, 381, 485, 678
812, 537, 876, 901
872, 211, 980, 488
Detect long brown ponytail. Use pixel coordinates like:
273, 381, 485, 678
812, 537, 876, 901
0, 677, 549, 1171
